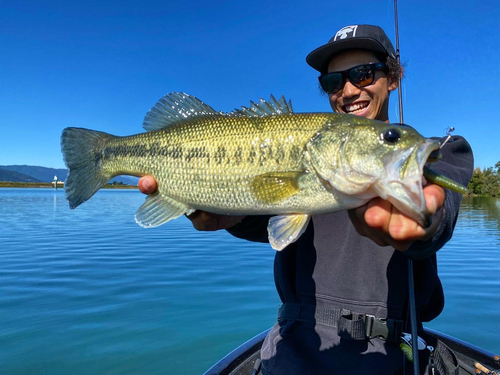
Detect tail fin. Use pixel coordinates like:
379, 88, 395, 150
61, 127, 116, 209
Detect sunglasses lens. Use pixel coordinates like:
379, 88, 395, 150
349, 65, 374, 87
320, 73, 343, 94
319, 64, 385, 94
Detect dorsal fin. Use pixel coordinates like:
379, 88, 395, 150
143, 93, 293, 132
143, 92, 220, 132
231, 95, 293, 117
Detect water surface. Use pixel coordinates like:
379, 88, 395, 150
0, 189, 498, 374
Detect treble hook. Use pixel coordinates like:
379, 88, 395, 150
440, 127, 455, 148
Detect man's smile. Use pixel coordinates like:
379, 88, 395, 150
343, 101, 369, 115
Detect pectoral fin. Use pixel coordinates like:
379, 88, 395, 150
250, 171, 304, 204
135, 193, 191, 227
267, 214, 310, 251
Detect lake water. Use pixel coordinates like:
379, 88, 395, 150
0, 189, 498, 374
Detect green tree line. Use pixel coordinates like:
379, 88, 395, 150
468, 161, 500, 197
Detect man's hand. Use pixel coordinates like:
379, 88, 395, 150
348, 184, 446, 251
138, 176, 245, 231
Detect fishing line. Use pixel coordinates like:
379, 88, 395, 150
394, 0, 421, 373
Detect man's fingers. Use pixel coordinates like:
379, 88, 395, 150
388, 213, 425, 242
138, 176, 157, 195
423, 184, 445, 214
363, 198, 392, 231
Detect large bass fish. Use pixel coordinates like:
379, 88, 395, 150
61, 92, 466, 250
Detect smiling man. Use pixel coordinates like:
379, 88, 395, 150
312, 25, 401, 123
138, 25, 474, 374
324, 49, 396, 119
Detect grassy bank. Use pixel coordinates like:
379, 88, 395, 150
0, 182, 137, 189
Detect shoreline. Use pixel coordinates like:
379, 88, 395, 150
0, 182, 138, 189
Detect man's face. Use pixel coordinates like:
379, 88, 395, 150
326, 49, 398, 123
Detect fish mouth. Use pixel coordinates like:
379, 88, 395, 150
426, 148, 442, 163
380, 139, 441, 228
412, 139, 442, 176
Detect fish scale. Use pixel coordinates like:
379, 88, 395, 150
61, 92, 468, 250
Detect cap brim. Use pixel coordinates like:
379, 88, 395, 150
306, 38, 390, 72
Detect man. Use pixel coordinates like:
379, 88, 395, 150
139, 25, 473, 374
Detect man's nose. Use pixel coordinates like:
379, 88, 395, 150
342, 80, 361, 97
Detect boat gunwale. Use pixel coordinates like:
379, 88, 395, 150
204, 328, 499, 375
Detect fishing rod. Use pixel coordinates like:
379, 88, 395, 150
393, 1, 421, 374
394, 0, 404, 124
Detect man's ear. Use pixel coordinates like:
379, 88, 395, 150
388, 79, 399, 92
388, 66, 404, 92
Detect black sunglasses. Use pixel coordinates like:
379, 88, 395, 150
318, 63, 389, 94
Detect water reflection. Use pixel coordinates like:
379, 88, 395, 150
459, 197, 500, 239
53, 190, 59, 217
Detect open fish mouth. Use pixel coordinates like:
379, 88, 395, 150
384, 139, 440, 184
426, 148, 442, 163
379, 139, 442, 228
409, 139, 442, 179
419, 141, 469, 195
384, 138, 468, 228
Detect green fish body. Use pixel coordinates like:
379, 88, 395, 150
61, 93, 466, 250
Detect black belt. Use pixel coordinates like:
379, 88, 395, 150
278, 303, 403, 343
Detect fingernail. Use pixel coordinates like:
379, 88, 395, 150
143, 178, 151, 190
429, 195, 438, 214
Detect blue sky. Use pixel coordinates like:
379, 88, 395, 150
1, 0, 499, 170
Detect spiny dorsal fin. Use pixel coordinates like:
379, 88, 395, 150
143, 93, 293, 132
143, 92, 220, 132
231, 95, 293, 117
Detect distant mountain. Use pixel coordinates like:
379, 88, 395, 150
0, 168, 42, 183
0, 165, 139, 185
0, 165, 68, 182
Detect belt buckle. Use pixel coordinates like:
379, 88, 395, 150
365, 314, 389, 340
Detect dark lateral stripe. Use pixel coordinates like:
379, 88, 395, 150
103, 143, 184, 159
102, 142, 303, 166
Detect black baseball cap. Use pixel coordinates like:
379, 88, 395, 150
306, 25, 396, 72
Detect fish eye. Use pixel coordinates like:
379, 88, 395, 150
383, 128, 401, 144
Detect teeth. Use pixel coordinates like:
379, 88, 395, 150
345, 102, 368, 114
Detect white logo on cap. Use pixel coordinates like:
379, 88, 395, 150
334, 25, 358, 41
